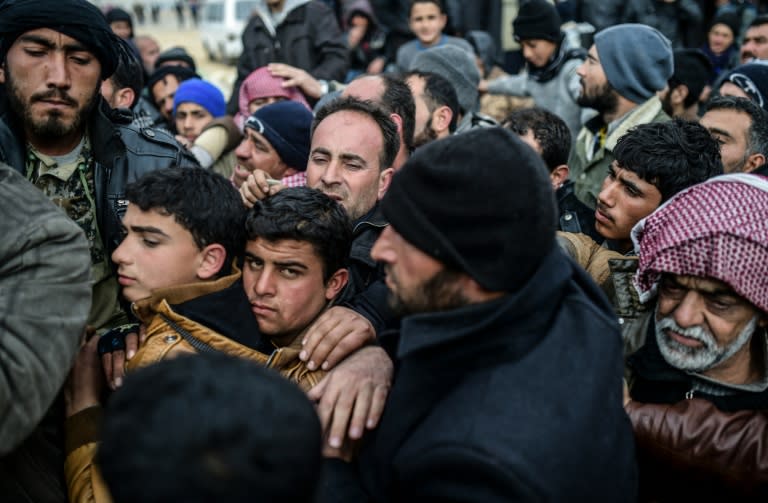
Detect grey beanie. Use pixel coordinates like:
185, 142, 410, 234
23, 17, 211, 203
409, 45, 480, 115
595, 24, 673, 103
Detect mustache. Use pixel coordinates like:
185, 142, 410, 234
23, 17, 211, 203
656, 316, 716, 349
31, 89, 77, 106
595, 202, 613, 222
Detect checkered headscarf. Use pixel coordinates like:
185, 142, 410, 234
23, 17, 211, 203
632, 174, 768, 313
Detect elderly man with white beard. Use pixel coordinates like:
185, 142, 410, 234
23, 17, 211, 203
620, 174, 768, 501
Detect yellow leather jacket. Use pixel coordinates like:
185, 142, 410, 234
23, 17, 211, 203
65, 270, 326, 502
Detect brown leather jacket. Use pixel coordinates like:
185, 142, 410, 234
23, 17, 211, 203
626, 399, 768, 499
65, 271, 326, 503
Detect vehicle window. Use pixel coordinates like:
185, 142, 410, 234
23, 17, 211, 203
204, 2, 224, 22
236, 1, 258, 20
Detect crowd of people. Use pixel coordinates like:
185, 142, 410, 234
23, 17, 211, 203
1, 0, 768, 501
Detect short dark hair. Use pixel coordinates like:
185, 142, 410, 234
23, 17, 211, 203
110, 42, 144, 109
378, 73, 416, 153
406, 70, 460, 132
501, 107, 571, 171
669, 49, 713, 108
704, 95, 768, 158
125, 168, 245, 272
98, 353, 322, 503
613, 118, 723, 202
312, 96, 400, 171
244, 187, 352, 282
409, 0, 444, 16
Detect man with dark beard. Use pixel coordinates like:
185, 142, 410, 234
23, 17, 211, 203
404, 70, 458, 148
317, 128, 638, 501
622, 174, 768, 500
569, 24, 673, 209
0, 0, 197, 334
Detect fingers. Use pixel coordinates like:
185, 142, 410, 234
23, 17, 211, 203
314, 375, 339, 437
139, 324, 148, 344
367, 383, 389, 430
110, 350, 127, 390
101, 352, 113, 386
326, 384, 356, 449
125, 332, 139, 360
301, 307, 375, 371
347, 383, 372, 440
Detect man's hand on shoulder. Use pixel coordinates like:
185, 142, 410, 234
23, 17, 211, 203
308, 346, 392, 459
300, 306, 376, 371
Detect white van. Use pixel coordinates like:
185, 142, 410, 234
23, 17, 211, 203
199, 0, 259, 64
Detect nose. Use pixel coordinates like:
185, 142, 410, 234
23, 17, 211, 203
672, 290, 705, 329
111, 237, 131, 266
371, 226, 394, 263
46, 52, 71, 89
235, 138, 251, 161
522, 45, 534, 62
320, 159, 342, 186
252, 268, 276, 297
597, 178, 617, 208
576, 60, 586, 78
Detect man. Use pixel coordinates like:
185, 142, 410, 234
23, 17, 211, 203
134, 34, 160, 76
622, 174, 768, 499
321, 128, 638, 500
404, 70, 458, 148
409, 44, 498, 132
558, 119, 722, 289
570, 23, 673, 208
480, 0, 586, 137
341, 73, 415, 171
145, 65, 199, 125
740, 14, 768, 64
700, 96, 768, 173
502, 107, 599, 241
0, 0, 198, 333
240, 97, 400, 379
68, 171, 393, 500
659, 48, 713, 121
99, 354, 323, 503
172, 78, 227, 145
232, 100, 313, 188
100, 47, 144, 112
0, 163, 91, 502
716, 62, 768, 112
227, 0, 348, 114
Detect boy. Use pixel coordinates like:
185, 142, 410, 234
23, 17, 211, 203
395, 0, 473, 72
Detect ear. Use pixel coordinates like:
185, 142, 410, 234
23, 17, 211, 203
116, 88, 136, 110
389, 112, 404, 137
377, 167, 394, 200
324, 268, 349, 301
431, 105, 453, 136
437, 13, 447, 31
549, 164, 569, 189
0, 64, 5, 84
196, 243, 227, 280
282, 166, 299, 177
745, 153, 767, 173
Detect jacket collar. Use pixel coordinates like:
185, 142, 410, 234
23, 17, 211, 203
397, 246, 586, 362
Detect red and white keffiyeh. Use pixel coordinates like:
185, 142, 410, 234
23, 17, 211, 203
632, 174, 768, 313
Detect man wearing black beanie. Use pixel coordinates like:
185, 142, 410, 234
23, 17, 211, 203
319, 128, 638, 501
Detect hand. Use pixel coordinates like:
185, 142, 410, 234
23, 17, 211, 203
64, 334, 105, 417
239, 170, 284, 208
478, 79, 489, 93
101, 325, 146, 390
175, 134, 192, 149
308, 346, 392, 457
268, 63, 323, 99
231, 163, 251, 188
366, 57, 385, 75
347, 24, 367, 48
623, 378, 631, 407
300, 306, 376, 371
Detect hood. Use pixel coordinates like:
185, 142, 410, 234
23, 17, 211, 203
256, 0, 311, 35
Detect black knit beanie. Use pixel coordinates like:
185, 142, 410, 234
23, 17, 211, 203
513, 0, 562, 42
381, 128, 557, 292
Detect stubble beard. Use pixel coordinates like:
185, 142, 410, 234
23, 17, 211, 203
577, 81, 619, 116
387, 268, 470, 317
6, 69, 98, 142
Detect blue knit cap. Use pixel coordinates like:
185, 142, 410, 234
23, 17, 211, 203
173, 79, 226, 118
595, 24, 673, 103
245, 101, 313, 171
